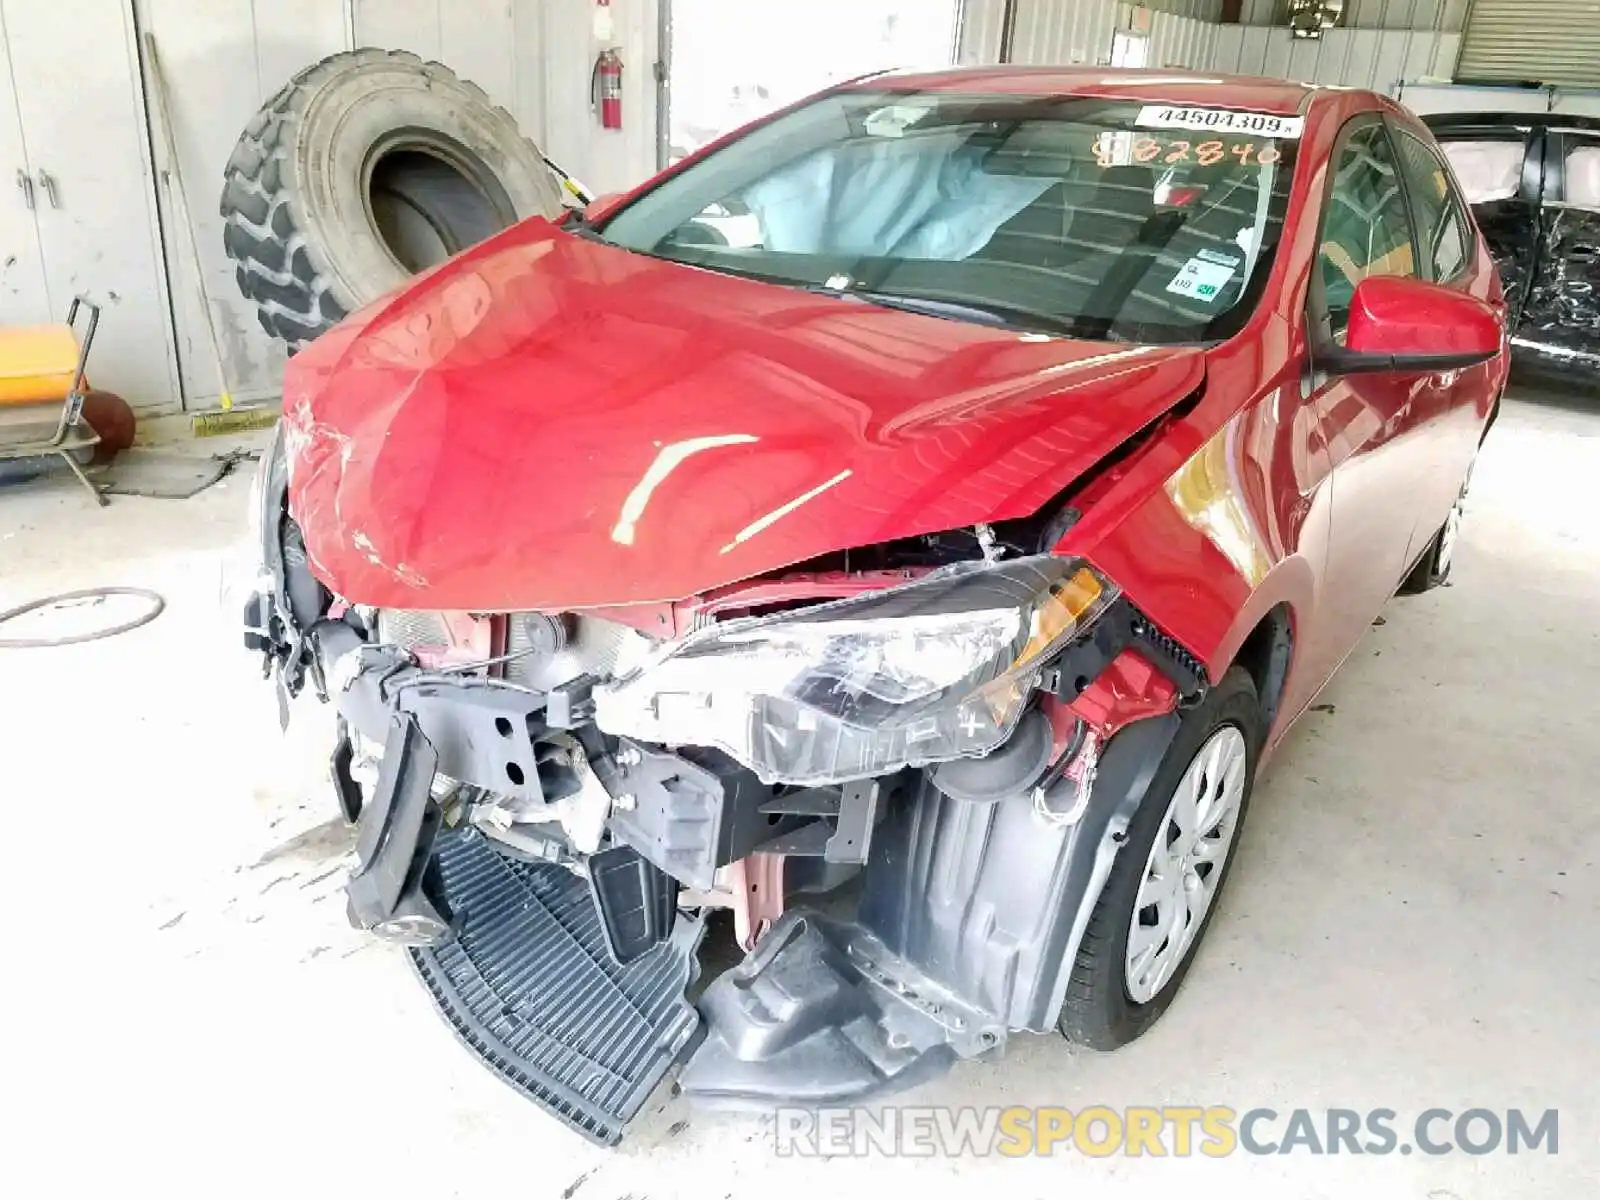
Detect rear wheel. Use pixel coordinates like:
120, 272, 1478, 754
1059, 667, 1262, 1049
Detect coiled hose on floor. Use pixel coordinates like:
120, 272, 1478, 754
0, 587, 166, 649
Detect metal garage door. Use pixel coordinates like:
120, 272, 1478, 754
1458, 0, 1600, 87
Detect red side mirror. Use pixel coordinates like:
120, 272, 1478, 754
1330, 275, 1502, 374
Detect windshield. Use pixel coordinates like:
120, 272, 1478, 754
594, 90, 1300, 344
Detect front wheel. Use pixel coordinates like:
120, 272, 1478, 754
1059, 667, 1262, 1049
1400, 456, 1475, 595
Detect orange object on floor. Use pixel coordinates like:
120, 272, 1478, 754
0, 298, 107, 505
0, 325, 84, 405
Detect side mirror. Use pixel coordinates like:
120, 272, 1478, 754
1319, 275, 1502, 375
583, 191, 627, 225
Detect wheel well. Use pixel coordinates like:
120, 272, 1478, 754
1233, 604, 1294, 727
1481, 394, 1501, 446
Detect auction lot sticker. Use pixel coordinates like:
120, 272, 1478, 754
1137, 106, 1304, 139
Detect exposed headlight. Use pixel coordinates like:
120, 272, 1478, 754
594, 556, 1117, 785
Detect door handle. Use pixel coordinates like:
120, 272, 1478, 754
36, 169, 59, 209
15, 168, 33, 210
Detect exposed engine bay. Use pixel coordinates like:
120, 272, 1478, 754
252, 448, 1205, 1130
239, 366, 1212, 1142
318, 525, 1196, 944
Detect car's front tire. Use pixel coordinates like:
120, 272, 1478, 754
1400, 453, 1476, 595
1059, 667, 1262, 1049
1399, 495, 1464, 594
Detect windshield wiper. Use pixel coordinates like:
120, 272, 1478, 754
800, 284, 1097, 339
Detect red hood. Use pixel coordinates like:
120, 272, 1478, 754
283, 219, 1204, 610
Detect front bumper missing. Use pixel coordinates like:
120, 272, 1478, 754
332, 626, 1187, 1135
335, 653, 710, 1143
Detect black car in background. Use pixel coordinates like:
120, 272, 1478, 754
1427, 113, 1600, 381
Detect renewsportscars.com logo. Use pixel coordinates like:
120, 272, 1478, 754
774, 1106, 1560, 1158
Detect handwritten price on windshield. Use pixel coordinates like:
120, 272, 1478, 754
1096, 135, 1281, 169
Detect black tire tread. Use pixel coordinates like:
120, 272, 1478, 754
219, 47, 553, 350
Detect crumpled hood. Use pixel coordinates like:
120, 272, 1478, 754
283, 218, 1205, 610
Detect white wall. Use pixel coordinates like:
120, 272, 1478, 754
1145, 9, 1224, 69
1211, 0, 1468, 93
136, 0, 660, 409
1238, 0, 1469, 26
528, 0, 660, 196
350, 2, 658, 201
138, 0, 349, 407
1209, 24, 1460, 92
1005, 0, 1221, 70
1008, 0, 1119, 66
958, 0, 1009, 63
993, 1, 1464, 105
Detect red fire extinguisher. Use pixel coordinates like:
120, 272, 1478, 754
593, 48, 623, 131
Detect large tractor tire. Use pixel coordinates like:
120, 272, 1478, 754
220, 48, 566, 350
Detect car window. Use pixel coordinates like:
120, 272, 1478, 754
595, 91, 1300, 345
1559, 135, 1600, 210
1436, 136, 1525, 205
1394, 130, 1471, 282
1318, 123, 1418, 337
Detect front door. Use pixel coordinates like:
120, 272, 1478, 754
1299, 117, 1432, 688
1390, 120, 1491, 565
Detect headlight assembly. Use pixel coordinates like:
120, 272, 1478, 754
593, 556, 1118, 785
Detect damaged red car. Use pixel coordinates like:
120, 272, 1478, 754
242, 68, 1507, 1144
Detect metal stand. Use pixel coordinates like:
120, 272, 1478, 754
0, 296, 107, 506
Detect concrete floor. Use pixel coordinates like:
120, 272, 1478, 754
2, 392, 1596, 1199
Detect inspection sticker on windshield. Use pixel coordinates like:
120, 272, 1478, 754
1136, 105, 1304, 139
1167, 249, 1241, 303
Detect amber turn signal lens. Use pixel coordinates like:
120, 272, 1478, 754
1016, 567, 1104, 667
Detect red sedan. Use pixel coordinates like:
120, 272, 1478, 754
248, 68, 1506, 1142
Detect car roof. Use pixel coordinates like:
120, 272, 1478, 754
849, 66, 1322, 116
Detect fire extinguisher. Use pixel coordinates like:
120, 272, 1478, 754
593, 48, 623, 131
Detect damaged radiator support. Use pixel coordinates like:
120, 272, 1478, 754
596, 740, 876, 892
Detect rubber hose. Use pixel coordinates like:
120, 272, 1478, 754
0, 587, 166, 649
